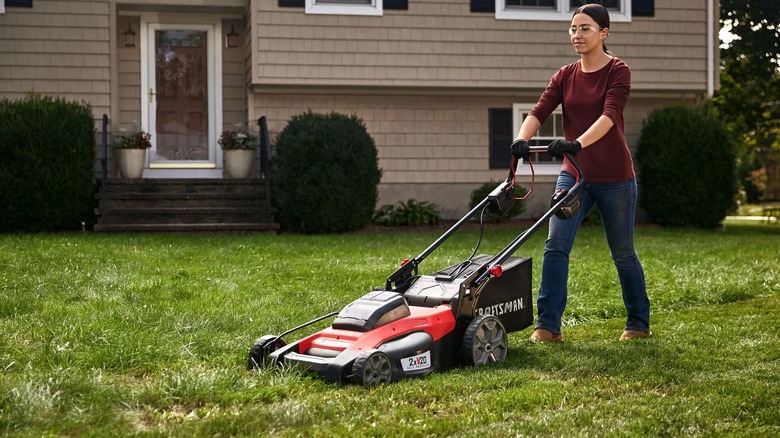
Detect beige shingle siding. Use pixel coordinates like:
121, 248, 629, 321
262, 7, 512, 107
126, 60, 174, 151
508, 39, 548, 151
257, 93, 525, 184
252, 0, 712, 93
223, 18, 248, 130
618, 1, 710, 92
116, 16, 141, 129
0, 0, 111, 114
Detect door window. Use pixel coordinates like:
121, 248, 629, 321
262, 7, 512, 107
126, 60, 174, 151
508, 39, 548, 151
153, 29, 209, 162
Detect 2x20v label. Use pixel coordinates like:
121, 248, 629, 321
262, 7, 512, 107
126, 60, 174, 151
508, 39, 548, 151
400, 350, 431, 371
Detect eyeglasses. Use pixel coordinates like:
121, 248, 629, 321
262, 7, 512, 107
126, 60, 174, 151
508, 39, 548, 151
568, 25, 601, 36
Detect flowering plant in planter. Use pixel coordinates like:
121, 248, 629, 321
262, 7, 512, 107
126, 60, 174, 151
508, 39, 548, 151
113, 124, 151, 179
218, 129, 257, 150
114, 126, 152, 149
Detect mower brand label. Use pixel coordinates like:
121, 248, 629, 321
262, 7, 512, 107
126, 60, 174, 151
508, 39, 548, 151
475, 298, 526, 317
401, 350, 431, 372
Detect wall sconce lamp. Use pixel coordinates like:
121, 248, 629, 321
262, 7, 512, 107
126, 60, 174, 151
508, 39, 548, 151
123, 22, 136, 47
226, 24, 239, 49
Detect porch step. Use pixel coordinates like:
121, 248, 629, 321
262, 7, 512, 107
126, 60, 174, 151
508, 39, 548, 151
94, 178, 279, 232
93, 223, 280, 233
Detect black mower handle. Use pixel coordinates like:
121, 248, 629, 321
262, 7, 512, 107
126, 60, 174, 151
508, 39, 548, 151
517, 145, 584, 180
474, 146, 585, 285
385, 142, 584, 291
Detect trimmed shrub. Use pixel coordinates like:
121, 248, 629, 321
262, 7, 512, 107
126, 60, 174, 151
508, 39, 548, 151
468, 181, 528, 222
0, 94, 96, 232
273, 111, 382, 234
373, 199, 441, 226
636, 105, 737, 228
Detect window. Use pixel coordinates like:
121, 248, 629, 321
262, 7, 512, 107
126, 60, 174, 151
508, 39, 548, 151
507, 0, 555, 8
512, 104, 565, 174
4, 0, 33, 7
497, 0, 630, 22
569, 0, 618, 9
489, 106, 564, 171
306, 0, 383, 16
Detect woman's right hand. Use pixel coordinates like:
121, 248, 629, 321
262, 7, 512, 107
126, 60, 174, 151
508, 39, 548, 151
510, 139, 530, 159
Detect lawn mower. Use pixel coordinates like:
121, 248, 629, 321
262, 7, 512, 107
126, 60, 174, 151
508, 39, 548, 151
247, 146, 584, 385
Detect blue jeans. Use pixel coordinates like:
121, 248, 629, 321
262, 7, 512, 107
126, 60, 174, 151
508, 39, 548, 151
535, 172, 650, 334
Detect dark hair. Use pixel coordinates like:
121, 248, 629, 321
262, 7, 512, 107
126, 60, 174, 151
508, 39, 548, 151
573, 4, 611, 54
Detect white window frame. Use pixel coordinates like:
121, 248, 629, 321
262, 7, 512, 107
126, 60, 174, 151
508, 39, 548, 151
496, 1, 631, 23
306, 0, 383, 16
0, 4, 5, 14
513, 103, 565, 175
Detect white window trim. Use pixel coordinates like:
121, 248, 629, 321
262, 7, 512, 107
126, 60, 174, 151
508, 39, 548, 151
513, 103, 565, 176
496, 1, 631, 23
0, 4, 5, 14
306, 0, 383, 17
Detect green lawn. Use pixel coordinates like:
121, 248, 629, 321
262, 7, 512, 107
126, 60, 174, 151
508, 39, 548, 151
1, 221, 779, 436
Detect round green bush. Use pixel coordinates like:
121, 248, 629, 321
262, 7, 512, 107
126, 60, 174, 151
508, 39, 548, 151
468, 181, 527, 222
273, 111, 382, 234
636, 105, 737, 228
0, 94, 96, 232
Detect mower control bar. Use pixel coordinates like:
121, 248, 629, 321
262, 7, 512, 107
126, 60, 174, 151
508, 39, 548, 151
473, 147, 584, 285
385, 144, 584, 291
385, 180, 511, 290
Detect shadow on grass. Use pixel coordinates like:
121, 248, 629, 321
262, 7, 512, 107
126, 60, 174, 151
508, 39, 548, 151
504, 294, 779, 385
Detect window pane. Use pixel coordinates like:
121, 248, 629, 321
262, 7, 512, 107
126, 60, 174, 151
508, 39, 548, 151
528, 113, 564, 163
154, 30, 210, 162
569, 0, 619, 10
507, 0, 556, 8
317, 0, 372, 4
538, 114, 554, 137
553, 113, 563, 136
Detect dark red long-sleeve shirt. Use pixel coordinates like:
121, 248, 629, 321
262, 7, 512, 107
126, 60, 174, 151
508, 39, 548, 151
529, 57, 635, 183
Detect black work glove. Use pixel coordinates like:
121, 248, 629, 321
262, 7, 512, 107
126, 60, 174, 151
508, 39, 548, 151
510, 139, 530, 160
548, 140, 582, 159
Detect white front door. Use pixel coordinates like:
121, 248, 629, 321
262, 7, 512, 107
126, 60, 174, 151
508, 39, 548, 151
141, 18, 223, 178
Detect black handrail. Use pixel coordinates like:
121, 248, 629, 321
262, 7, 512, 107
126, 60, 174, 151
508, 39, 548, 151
257, 116, 275, 213
99, 114, 108, 218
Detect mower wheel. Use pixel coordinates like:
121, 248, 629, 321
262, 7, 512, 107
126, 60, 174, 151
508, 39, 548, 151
461, 315, 508, 366
247, 335, 286, 370
351, 349, 392, 385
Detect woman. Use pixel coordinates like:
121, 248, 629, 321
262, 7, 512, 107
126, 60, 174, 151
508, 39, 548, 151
510, 4, 651, 342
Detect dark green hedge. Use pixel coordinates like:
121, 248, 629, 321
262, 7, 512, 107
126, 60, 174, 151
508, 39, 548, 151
636, 105, 737, 228
0, 94, 97, 232
272, 111, 382, 234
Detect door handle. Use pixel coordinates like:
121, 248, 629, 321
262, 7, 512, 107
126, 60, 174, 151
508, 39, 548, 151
149, 88, 156, 103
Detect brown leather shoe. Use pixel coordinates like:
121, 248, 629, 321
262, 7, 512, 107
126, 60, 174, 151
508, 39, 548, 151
529, 328, 563, 343
620, 329, 652, 340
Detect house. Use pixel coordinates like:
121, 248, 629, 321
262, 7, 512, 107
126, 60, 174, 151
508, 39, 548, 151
0, 0, 719, 226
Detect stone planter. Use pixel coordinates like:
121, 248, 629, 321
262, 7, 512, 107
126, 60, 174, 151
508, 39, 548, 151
224, 149, 254, 178
116, 148, 147, 179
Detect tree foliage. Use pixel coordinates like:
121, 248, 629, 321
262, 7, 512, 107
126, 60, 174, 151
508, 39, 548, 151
712, 0, 780, 156
710, 0, 780, 202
